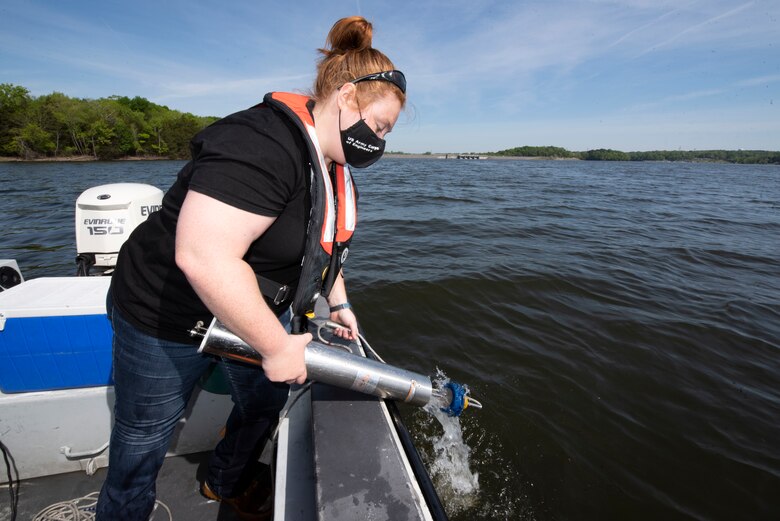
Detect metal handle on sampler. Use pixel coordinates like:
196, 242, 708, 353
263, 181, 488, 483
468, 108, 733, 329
191, 318, 434, 407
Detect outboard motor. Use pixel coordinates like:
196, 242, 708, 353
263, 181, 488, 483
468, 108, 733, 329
75, 183, 164, 276
0, 259, 24, 292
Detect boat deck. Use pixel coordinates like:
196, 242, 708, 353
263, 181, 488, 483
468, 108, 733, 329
1, 281, 441, 521
10, 452, 240, 520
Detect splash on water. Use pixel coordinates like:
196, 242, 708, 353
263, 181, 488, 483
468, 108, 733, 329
416, 371, 532, 520
421, 369, 480, 513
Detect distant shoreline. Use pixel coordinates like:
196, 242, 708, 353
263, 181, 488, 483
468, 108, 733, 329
0, 154, 574, 163
0, 155, 174, 163
384, 153, 579, 161
2, 154, 776, 165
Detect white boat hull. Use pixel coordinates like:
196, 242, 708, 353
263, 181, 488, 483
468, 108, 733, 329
0, 384, 232, 482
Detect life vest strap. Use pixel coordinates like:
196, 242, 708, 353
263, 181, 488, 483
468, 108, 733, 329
256, 275, 295, 306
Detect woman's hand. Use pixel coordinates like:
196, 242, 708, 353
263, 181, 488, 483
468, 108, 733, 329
330, 307, 358, 341
261, 332, 311, 385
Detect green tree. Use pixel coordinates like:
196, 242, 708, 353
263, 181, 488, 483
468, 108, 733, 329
0, 84, 32, 155
161, 113, 203, 158
33, 92, 71, 156
582, 149, 630, 161
496, 145, 574, 158
1, 85, 217, 160
147, 111, 170, 156
11, 123, 54, 158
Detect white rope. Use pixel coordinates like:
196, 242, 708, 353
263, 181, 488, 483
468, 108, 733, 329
318, 320, 386, 362
33, 492, 172, 521
85, 458, 100, 477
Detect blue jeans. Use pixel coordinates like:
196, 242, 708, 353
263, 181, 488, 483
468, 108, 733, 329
96, 295, 290, 520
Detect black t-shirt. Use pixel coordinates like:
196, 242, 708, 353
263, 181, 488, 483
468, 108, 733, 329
110, 102, 310, 343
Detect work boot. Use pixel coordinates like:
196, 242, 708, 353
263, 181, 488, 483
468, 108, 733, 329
200, 475, 273, 521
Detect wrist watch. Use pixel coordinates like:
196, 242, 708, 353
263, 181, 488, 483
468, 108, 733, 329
329, 302, 352, 313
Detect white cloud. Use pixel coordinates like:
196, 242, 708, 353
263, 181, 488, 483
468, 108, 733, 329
736, 74, 780, 88
634, 1, 758, 57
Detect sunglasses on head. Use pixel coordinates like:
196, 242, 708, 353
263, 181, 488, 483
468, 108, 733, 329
350, 70, 407, 94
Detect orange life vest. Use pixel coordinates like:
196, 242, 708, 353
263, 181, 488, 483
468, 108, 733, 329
264, 92, 358, 330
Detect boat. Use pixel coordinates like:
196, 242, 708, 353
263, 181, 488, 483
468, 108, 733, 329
0, 183, 466, 520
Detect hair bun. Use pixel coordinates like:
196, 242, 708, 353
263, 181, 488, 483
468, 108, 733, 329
326, 16, 373, 54
313, 16, 403, 105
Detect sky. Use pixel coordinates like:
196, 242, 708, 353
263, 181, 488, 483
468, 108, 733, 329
1, 0, 778, 153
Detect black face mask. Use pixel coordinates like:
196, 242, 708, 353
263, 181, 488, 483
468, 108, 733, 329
339, 110, 385, 168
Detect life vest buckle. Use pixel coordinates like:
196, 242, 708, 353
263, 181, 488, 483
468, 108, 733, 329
273, 284, 291, 305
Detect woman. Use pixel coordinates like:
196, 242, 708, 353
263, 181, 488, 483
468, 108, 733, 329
96, 16, 406, 520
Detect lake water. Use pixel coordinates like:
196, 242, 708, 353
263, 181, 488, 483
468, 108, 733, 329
1, 158, 778, 520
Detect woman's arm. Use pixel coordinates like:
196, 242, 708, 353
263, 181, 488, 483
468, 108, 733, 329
327, 271, 359, 340
175, 190, 309, 384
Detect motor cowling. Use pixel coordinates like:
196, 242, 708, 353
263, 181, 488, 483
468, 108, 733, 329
75, 183, 164, 275
0, 259, 24, 292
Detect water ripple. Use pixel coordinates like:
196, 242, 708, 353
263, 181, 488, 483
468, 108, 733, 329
2, 159, 779, 520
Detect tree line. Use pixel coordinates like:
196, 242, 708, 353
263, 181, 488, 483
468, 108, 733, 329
0, 84, 218, 160
493, 145, 780, 164
3, 83, 777, 164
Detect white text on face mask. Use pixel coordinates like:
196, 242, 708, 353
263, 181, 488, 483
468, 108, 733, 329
346, 136, 381, 153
